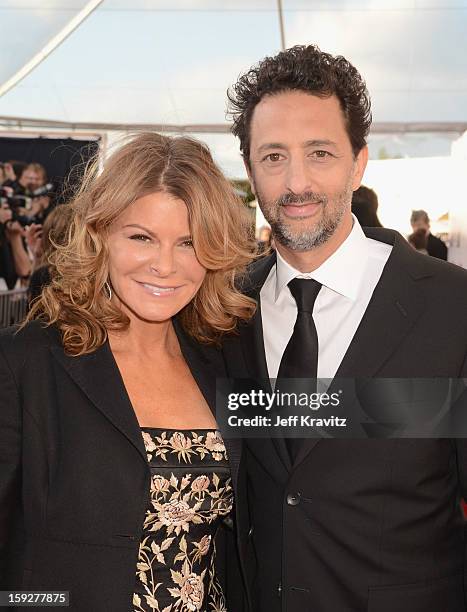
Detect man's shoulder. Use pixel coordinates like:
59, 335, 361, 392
366, 226, 464, 280
401, 239, 466, 283
238, 252, 276, 295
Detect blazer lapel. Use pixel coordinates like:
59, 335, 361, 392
49, 333, 147, 466
292, 228, 434, 469
173, 317, 221, 416
173, 318, 244, 490
49, 322, 243, 481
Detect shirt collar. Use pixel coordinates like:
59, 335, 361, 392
274, 216, 369, 302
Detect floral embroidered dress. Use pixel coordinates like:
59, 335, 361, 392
133, 429, 233, 612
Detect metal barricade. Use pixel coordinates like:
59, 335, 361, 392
0, 288, 28, 328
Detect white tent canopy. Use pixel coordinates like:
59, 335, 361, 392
1, 0, 467, 175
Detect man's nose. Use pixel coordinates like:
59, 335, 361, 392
285, 156, 313, 195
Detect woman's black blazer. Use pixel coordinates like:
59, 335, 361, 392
0, 320, 243, 611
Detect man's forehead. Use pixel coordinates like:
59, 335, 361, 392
249, 91, 349, 151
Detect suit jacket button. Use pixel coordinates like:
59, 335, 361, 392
248, 525, 254, 538
277, 582, 282, 597
286, 492, 301, 506
223, 516, 234, 530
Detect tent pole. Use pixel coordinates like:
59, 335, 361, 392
277, 0, 286, 51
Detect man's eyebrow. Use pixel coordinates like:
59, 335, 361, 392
303, 139, 338, 148
256, 139, 338, 154
256, 142, 286, 154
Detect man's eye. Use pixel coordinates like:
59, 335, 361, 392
312, 150, 331, 159
263, 153, 283, 162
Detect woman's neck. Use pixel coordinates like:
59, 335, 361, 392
108, 318, 181, 359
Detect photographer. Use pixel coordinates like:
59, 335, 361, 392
1, 160, 27, 192
0, 163, 53, 229
0, 202, 32, 290
22, 163, 52, 224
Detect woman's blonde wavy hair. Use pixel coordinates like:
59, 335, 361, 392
27, 132, 257, 355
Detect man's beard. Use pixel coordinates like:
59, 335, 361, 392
256, 181, 354, 252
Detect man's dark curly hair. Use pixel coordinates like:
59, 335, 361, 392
228, 44, 372, 166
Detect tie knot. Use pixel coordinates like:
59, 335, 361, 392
288, 278, 322, 313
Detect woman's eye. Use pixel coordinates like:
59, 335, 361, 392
180, 239, 194, 248
129, 234, 150, 242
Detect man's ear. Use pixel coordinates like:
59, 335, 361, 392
352, 145, 369, 191
244, 157, 256, 196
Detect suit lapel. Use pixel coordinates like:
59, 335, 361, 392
237, 253, 293, 477
334, 231, 430, 379
292, 228, 434, 469
49, 333, 148, 466
238, 253, 275, 383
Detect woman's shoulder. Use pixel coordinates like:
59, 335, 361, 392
0, 320, 59, 358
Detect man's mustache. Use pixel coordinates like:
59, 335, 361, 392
275, 191, 326, 207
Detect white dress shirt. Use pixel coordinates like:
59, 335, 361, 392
260, 217, 392, 380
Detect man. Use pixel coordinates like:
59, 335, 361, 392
410, 209, 448, 260
220, 45, 467, 612
16, 162, 46, 195
9, 163, 51, 226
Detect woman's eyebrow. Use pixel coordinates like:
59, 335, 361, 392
122, 224, 192, 241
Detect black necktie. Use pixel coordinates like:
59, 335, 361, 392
276, 278, 322, 461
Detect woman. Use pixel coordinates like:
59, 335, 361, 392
0, 133, 255, 611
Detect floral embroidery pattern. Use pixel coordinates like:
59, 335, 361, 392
143, 430, 228, 464
133, 430, 232, 612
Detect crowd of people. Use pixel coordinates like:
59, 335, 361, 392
0, 160, 58, 292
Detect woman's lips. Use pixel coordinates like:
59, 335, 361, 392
137, 281, 181, 297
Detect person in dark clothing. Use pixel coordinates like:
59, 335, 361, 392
1, 161, 27, 193
214, 43, 467, 612
28, 204, 74, 303
410, 209, 448, 260
351, 184, 383, 227
0, 203, 31, 289
0, 132, 255, 612
0, 206, 16, 289
408, 227, 429, 254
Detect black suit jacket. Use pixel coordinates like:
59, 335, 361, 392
427, 232, 448, 261
221, 227, 467, 612
0, 319, 244, 611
